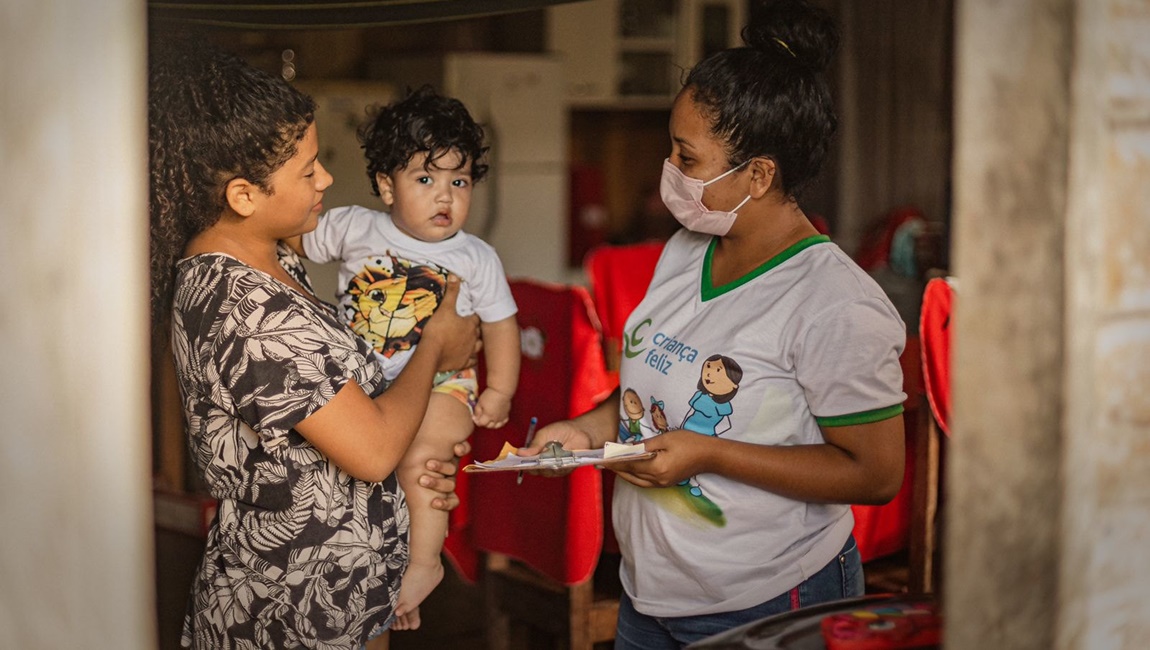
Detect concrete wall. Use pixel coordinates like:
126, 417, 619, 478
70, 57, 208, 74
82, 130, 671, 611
949, 0, 1150, 648
1059, 1, 1150, 647
0, 1, 155, 648
948, 1, 1069, 644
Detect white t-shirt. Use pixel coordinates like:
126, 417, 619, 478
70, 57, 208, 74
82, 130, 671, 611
302, 205, 517, 379
614, 230, 906, 617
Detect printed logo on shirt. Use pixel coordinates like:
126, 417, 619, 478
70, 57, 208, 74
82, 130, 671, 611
643, 331, 700, 375
625, 320, 701, 376
622, 319, 651, 359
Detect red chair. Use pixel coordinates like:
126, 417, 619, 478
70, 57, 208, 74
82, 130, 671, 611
904, 277, 955, 594
451, 279, 616, 650
920, 278, 954, 438
583, 241, 666, 375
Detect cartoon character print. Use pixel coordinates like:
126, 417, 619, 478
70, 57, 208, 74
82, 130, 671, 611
675, 354, 742, 524
649, 397, 669, 433
346, 253, 447, 358
681, 354, 742, 436
619, 388, 649, 443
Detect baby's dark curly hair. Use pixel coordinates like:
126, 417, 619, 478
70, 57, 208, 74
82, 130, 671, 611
147, 39, 314, 338
358, 85, 489, 196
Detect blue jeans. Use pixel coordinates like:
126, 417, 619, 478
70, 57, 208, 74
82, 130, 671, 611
614, 536, 863, 650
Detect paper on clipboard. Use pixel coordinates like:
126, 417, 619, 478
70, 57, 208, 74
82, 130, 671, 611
463, 440, 654, 473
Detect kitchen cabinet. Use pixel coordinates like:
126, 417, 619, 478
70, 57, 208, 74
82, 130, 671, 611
548, 0, 746, 108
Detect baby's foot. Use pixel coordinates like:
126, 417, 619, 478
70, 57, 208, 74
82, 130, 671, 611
393, 560, 444, 631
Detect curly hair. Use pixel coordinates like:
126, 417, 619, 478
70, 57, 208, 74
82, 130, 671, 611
147, 40, 315, 337
684, 0, 839, 199
358, 85, 489, 197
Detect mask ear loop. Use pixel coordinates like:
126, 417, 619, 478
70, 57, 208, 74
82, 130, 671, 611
706, 160, 753, 214
702, 159, 752, 187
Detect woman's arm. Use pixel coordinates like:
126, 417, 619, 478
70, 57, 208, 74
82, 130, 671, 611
613, 415, 905, 505
296, 276, 481, 482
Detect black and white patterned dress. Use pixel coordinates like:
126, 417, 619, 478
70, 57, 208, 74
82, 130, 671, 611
172, 244, 408, 649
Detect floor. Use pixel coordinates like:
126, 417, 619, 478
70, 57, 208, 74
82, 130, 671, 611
156, 531, 912, 650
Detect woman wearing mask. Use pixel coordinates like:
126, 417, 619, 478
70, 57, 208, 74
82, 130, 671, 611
524, 1, 907, 647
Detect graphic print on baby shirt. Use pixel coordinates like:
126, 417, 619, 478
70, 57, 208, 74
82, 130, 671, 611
345, 253, 447, 359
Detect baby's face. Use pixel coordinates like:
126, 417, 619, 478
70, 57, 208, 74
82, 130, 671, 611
379, 148, 472, 243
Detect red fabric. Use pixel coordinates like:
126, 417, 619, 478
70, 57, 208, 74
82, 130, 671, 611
920, 278, 954, 437
854, 206, 925, 272
850, 338, 923, 563
850, 421, 914, 562
584, 241, 665, 358
445, 280, 615, 585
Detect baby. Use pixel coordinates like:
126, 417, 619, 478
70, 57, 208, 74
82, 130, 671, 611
291, 85, 520, 629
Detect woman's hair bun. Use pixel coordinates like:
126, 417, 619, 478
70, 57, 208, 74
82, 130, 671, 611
742, 0, 839, 72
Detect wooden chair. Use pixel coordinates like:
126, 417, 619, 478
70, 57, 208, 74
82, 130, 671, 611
907, 396, 944, 594
907, 277, 955, 594
462, 280, 618, 650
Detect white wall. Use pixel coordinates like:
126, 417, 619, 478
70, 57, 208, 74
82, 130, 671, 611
0, 1, 155, 648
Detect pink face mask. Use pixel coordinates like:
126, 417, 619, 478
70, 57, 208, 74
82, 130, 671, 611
659, 158, 751, 236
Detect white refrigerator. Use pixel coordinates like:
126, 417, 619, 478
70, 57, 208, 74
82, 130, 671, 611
298, 53, 569, 300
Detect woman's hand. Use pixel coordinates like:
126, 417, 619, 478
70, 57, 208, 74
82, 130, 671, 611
423, 439, 471, 511
612, 429, 714, 488
517, 419, 597, 477
421, 275, 482, 372
520, 420, 596, 454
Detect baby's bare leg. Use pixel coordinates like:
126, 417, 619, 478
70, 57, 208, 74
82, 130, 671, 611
393, 392, 474, 630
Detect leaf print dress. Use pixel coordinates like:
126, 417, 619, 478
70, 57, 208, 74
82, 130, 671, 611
172, 245, 408, 649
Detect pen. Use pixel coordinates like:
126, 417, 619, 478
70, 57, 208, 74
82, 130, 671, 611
517, 416, 539, 485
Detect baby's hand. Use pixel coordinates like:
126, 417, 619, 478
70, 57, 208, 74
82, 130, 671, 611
472, 389, 512, 428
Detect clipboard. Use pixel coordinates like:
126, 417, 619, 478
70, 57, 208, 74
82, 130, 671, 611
463, 440, 655, 473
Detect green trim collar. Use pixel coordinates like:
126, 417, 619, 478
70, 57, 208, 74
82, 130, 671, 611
701, 234, 831, 301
